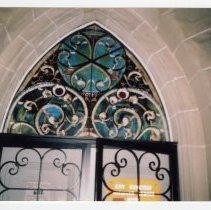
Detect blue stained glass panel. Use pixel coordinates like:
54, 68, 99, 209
4, 24, 169, 141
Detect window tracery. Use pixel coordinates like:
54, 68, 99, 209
4, 24, 169, 141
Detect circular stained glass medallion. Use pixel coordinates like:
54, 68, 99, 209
5, 83, 88, 136
91, 88, 168, 141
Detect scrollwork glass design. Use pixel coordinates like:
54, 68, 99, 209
3, 23, 169, 141
92, 88, 168, 141
5, 83, 87, 136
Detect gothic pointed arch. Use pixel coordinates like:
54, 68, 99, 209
3, 23, 170, 141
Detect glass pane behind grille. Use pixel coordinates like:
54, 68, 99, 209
0, 147, 82, 201
102, 147, 170, 201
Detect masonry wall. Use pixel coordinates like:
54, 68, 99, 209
0, 8, 210, 200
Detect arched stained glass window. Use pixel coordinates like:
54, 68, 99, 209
3, 24, 169, 141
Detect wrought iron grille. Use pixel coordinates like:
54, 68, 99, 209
0, 133, 179, 201
95, 138, 179, 201
0, 133, 94, 201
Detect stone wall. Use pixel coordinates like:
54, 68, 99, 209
0, 8, 210, 200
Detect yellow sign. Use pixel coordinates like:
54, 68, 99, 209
106, 178, 160, 201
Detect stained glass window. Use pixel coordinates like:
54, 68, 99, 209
3, 24, 169, 141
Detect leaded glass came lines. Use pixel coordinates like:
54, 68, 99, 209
4, 24, 169, 141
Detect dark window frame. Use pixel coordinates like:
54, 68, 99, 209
95, 138, 180, 201
0, 133, 179, 201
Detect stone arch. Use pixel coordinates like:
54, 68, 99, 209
0, 8, 209, 200
3, 21, 170, 143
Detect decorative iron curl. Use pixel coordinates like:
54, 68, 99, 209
155, 167, 171, 196
109, 149, 129, 177
102, 150, 172, 201
42, 149, 81, 190
155, 168, 165, 181
147, 152, 169, 181
8, 163, 20, 176
43, 149, 67, 169
0, 161, 26, 196
0, 161, 20, 177
2, 148, 41, 176
62, 162, 81, 192
15, 148, 41, 167
61, 162, 81, 176
102, 148, 139, 199
140, 152, 171, 199
0, 148, 41, 192
53, 157, 64, 168
0, 148, 82, 200
148, 152, 161, 172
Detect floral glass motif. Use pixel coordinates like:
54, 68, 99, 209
4, 24, 169, 141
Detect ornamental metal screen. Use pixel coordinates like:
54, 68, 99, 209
0, 134, 95, 201
95, 139, 179, 201
0, 134, 179, 201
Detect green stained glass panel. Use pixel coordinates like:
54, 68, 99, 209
4, 24, 170, 141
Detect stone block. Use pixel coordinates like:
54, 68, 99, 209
207, 68, 211, 104
33, 8, 48, 19
200, 106, 211, 145
175, 40, 203, 79
133, 8, 159, 29
157, 10, 185, 51
6, 8, 33, 40
174, 77, 197, 110
0, 64, 8, 84
0, 25, 10, 54
206, 145, 211, 200
0, 37, 34, 72
173, 9, 211, 38
175, 110, 205, 146
131, 22, 165, 64
106, 9, 142, 42
190, 69, 211, 110
161, 81, 179, 117
83, 9, 111, 25
46, 8, 83, 27
161, 78, 197, 117
103, 20, 132, 46
0, 8, 15, 24
147, 47, 184, 88
34, 31, 59, 56
178, 145, 209, 200
191, 29, 211, 68
93, 9, 112, 25
169, 116, 179, 142
57, 17, 83, 39
109, 9, 142, 32
14, 51, 38, 87
0, 70, 15, 102
21, 15, 57, 48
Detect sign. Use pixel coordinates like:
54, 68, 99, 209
106, 178, 160, 201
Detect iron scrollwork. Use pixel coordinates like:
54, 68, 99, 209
0, 148, 81, 201
4, 23, 170, 141
6, 83, 88, 137
92, 88, 168, 141
102, 149, 171, 201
